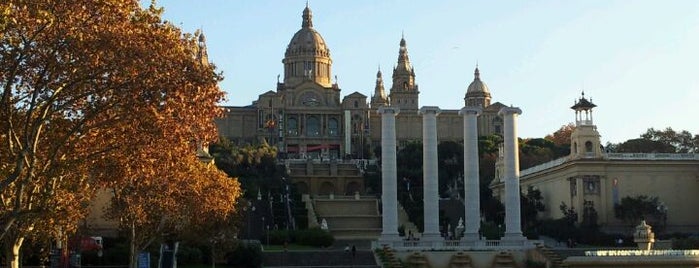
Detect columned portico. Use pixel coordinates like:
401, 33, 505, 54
499, 107, 525, 240
460, 106, 482, 241
419, 106, 441, 241
379, 106, 401, 242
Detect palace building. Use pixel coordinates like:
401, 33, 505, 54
490, 94, 699, 232
215, 5, 509, 160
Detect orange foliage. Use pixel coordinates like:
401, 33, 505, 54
545, 123, 576, 146
1, 1, 241, 266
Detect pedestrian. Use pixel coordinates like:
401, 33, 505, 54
351, 245, 356, 258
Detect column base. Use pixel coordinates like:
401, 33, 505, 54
461, 232, 480, 242
420, 232, 442, 242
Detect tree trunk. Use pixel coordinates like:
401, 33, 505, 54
210, 242, 215, 268
129, 222, 138, 268
4, 236, 24, 268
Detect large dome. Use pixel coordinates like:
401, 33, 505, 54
285, 6, 330, 58
466, 67, 490, 96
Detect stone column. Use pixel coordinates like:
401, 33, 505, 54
379, 106, 400, 242
499, 107, 525, 240
460, 107, 482, 241
419, 106, 441, 241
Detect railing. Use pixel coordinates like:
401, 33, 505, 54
520, 157, 568, 176
519, 153, 699, 177
585, 250, 699, 256
373, 239, 542, 251
605, 153, 699, 160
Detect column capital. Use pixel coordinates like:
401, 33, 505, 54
419, 106, 441, 115
498, 106, 522, 116
459, 106, 482, 116
378, 106, 400, 115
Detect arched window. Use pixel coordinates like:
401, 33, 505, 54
328, 118, 339, 136
585, 141, 593, 152
287, 117, 298, 136
306, 116, 320, 136
353, 100, 358, 108
573, 142, 578, 154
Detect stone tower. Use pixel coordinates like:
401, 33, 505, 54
389, 36, 419, 110
370, 67, 389, 108
569, 92, 602, 159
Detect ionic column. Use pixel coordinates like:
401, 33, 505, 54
419, 106, 441, 241
378, 106, 400, 242
460, 107, 482, 241
499, 107, 525, 240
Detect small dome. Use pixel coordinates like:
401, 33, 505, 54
466, 67, 490, 96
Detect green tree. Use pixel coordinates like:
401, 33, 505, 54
640, 127, 698, 153
521, 186, 545, 232
614, 195, 667, 231
616, 138, 676, 153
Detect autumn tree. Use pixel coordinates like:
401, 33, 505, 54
545, 123, 575, 147
1, 1, 240, 268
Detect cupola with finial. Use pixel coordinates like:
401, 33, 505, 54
569, 91, 602, 159
464, 65, 492, 108
282, 4, 333, 87
371, 66, 389, 108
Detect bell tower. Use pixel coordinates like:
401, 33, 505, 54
569, 92, 602, 159
388, 36, 419, 110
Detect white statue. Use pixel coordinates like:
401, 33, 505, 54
457, 217, 464, 229
321, 218, 329, 231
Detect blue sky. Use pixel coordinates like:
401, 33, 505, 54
151, 0, 699, 144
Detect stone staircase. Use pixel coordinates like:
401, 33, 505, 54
535, 244, 565, 268
376, 245, 403, 268
314, 197, 381, 239
398, 203, 420, 238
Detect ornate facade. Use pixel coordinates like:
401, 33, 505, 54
216, 6, 508, 160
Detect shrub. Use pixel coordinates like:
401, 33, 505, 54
176, 245, 203, 265
295, 228, 334, 247
480, 222, 503, 240
226, 241, 262, 268
268, 229, 291, 245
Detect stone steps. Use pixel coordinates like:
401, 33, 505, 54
314, 197, 381, 240
330, 228, 382, 240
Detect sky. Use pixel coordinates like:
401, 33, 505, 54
149, 0, 699, 144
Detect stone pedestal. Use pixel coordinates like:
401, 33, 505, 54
379, 106, 401, 242
460, 107, 482, 241
634, 220, 655, 250
420, 106, 441, 241
499, 107, 525, 240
